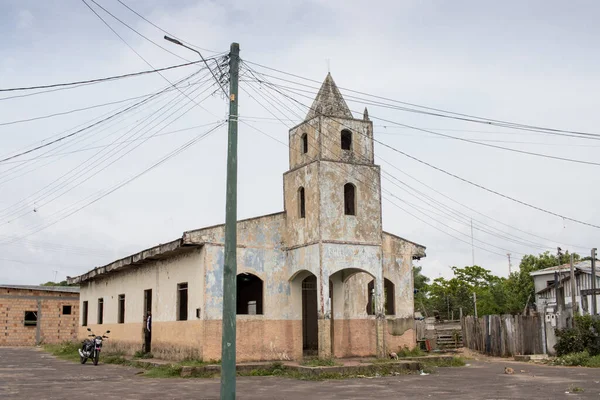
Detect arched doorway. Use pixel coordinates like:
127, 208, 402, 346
302, 275, 318, 356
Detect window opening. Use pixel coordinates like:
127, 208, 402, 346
177, 283, 188, 321
341, 129, 352, 150
344, 183, 356, 215
237, 273, 263, 315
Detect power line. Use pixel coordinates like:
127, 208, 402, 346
0, 60, 201, 93
0, 122, 226, 244
87, 0, 191, 62
254, 77, 600, 166
115, 0, 222, 54
244, 66, 600, 229
243, 79, 558, 253
0, 74, 220, 224
0, 78, 212, 127
243, 59, 600, 140
81, 0, 222, 118
0, 68, 206, 164
0, 122, 222, 165
239, 81, 523, 259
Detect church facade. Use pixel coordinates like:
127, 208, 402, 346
68, 74, 426, 362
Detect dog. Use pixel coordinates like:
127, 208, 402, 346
389, 352, 399, 360
504, 367, 514, 375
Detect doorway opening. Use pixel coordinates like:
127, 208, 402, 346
302, 275, 318, 356
143, 289, 152, 353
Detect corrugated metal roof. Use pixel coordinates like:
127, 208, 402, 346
0, 284, 79, 293
530, 260, 592, 276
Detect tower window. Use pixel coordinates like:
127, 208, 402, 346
298, 187, 306, 218
341, 129, 352, 150
301, 133, 308, 154
344, 183, 356, 216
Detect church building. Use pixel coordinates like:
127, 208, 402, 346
68, 74, 426, 362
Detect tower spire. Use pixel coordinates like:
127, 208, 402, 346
305, 73, 353, 121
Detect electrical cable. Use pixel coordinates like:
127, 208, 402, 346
243, 65, 600, 230
243, 59, 600, 140
0, 122, 225, 244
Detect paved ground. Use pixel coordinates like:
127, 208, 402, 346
2, 348, 600, 399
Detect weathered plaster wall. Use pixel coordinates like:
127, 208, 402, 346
80, 249, 204, 325
319, 162, 381, 244
79, 249, 204, 359
289, 119, 320, 170
283, 164, 320, 248
318, 117, 374, 165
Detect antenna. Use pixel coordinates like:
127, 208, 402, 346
507, 253, 512, 275
53, 270, 58, 282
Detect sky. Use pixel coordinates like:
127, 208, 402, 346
0, 0, 599, 285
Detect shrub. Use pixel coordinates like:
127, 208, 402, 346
396, 345, 425, 358
553, 351, 590, 366
555, 315, 600, 356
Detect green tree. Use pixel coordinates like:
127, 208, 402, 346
413, 265, 430, 315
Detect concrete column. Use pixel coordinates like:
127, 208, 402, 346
318, 277, 332, 359
375, 277, 385, 358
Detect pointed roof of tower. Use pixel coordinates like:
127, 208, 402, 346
305, 73, 353, 121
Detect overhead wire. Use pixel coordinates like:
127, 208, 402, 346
243, 59, 600, 140
241, 63, 600, 230
238, 90, 511, 258
243, 78, 555, 254
115, 0, 222, 54
0, 70, 221, 224
0, 60, 201, 93
0, 122, 226, 244
252, 77, 600, 166
80, 0, 222, 119
239, 77, 528, 258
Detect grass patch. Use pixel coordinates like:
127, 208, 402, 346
568, 385, 585, 393
553, 351, 600, 368
44, 341, 81, 363
142, 364, 183, 378
300, 358, 340, 367
420, 357, 466, 374
179, 357, 218, 367
396, 345, 426, 358
133, 350, 154, 359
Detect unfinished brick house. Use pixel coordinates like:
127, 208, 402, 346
0, 285, 79, 346
68, 73, 426, 361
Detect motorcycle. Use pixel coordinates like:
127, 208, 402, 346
79, 328, 110, 365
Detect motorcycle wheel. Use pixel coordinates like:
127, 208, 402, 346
80, 355, 87, 364
93, 354, 99, 366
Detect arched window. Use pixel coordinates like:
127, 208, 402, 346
301, 133, 308, 154
344, 183, 356, 216
366, 279, 395, 315
298, 187, 306, 218
341, 129, 352, 150
237, 273, 263, 315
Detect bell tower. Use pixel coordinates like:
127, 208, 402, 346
283, 73, 382, 248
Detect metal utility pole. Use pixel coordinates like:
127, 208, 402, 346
220, 43, 240, 400
473, 292, 478, 319
570, 253, 577, 317
162, 36, 240, 400
470, 219, 475, 266
593, 248, 598, 316
507, 253, 512, 276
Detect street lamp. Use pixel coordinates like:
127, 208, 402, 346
163, 35, 227, 97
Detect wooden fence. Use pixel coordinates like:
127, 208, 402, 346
461, 315, 543, 356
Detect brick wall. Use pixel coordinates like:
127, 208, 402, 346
0, 288, 79, 346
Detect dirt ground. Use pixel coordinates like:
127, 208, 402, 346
1, 347, 600, 399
